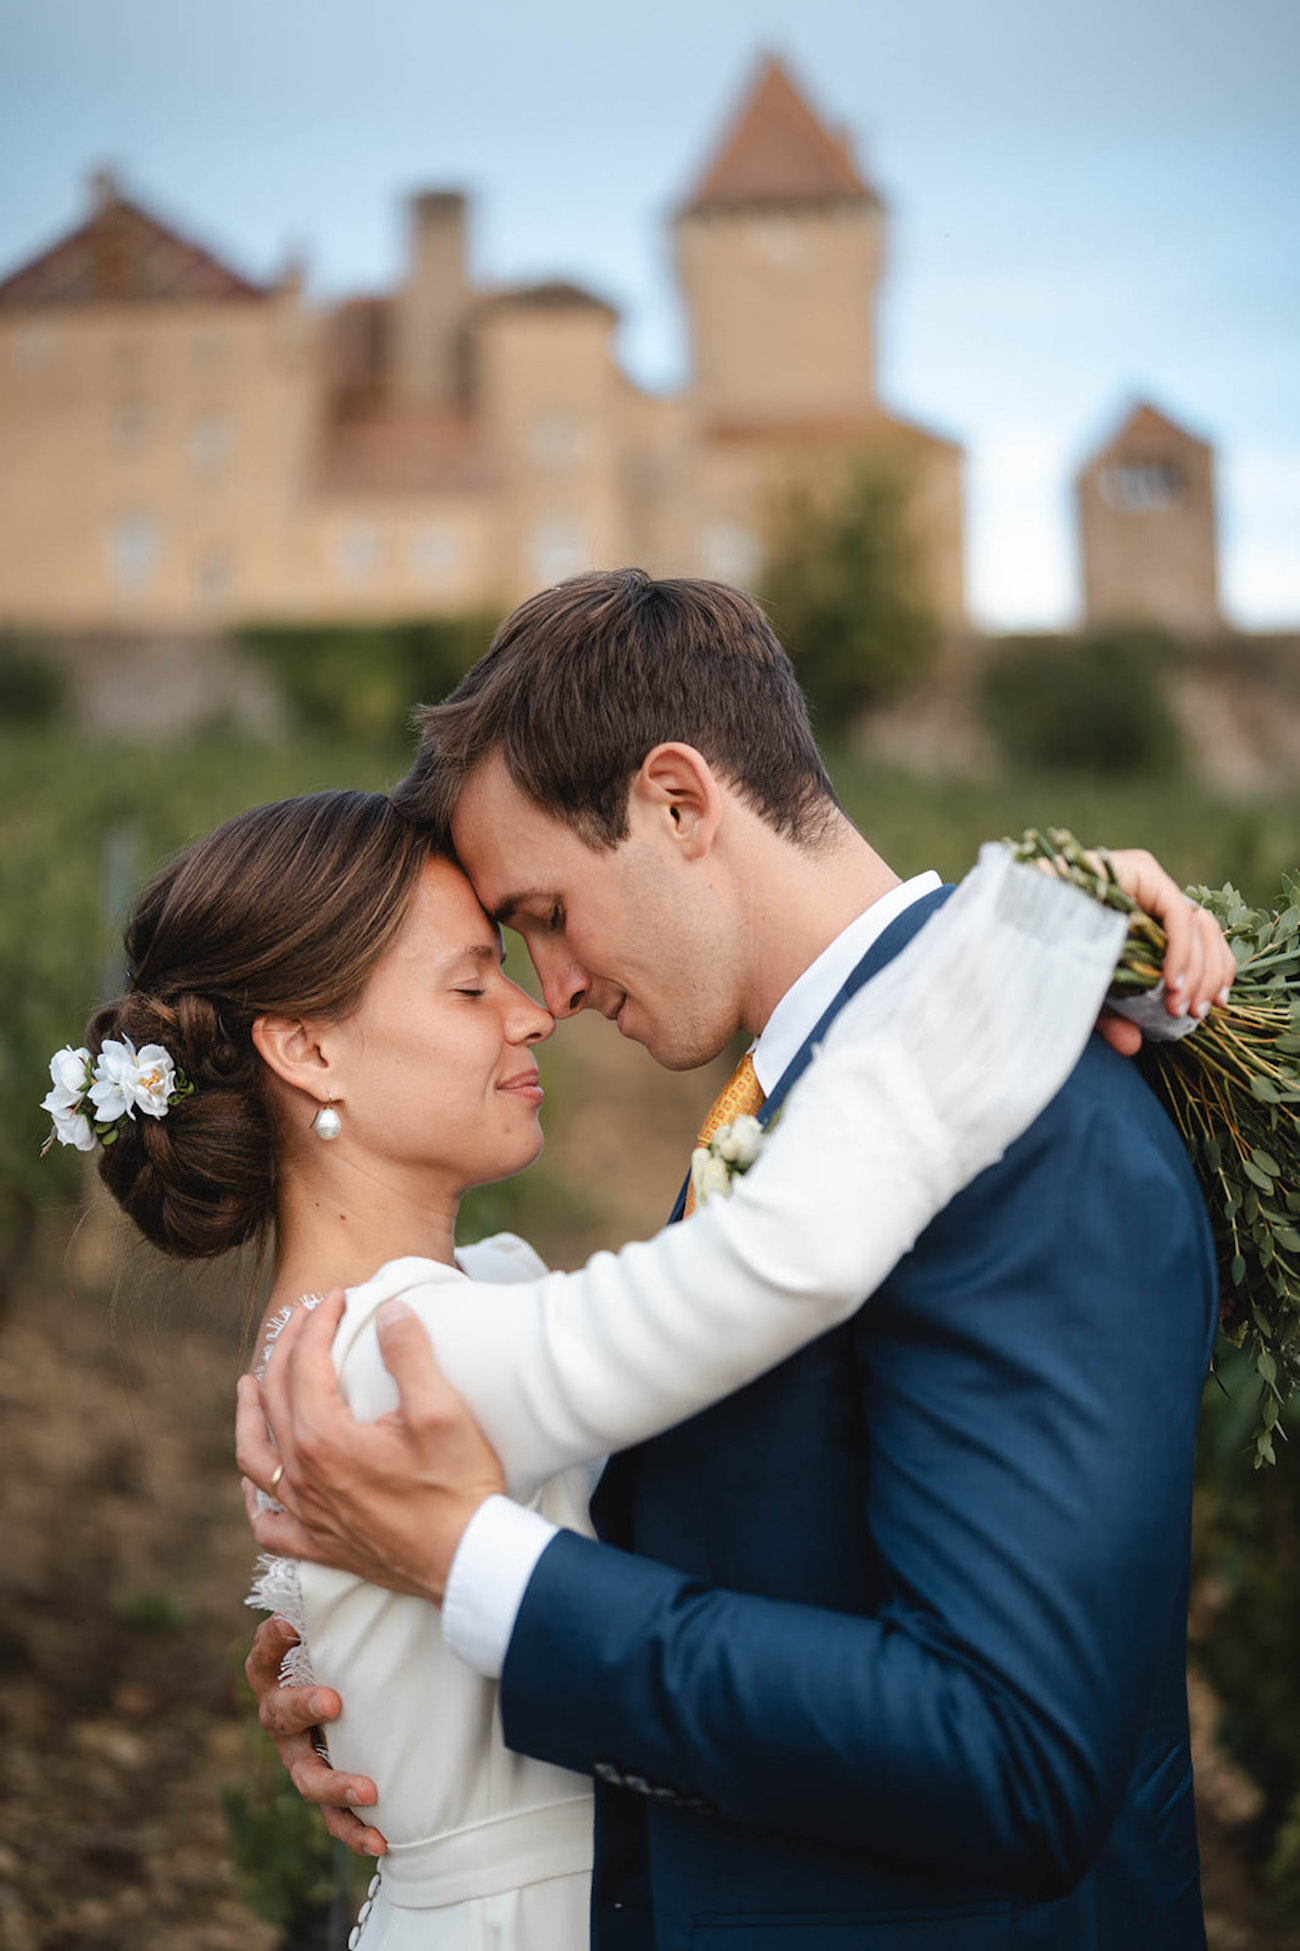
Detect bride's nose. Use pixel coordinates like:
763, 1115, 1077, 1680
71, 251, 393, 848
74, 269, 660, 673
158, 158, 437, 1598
508, 991, 555, 1045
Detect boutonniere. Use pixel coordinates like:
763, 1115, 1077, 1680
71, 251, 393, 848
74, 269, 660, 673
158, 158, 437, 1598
689, 1113, 767, 1209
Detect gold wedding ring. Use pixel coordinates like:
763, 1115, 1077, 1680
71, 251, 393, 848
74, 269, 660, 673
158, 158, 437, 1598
268, 1461, 285, 1495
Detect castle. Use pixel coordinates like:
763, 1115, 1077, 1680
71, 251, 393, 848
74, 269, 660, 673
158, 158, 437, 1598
0, 55, 1218, 640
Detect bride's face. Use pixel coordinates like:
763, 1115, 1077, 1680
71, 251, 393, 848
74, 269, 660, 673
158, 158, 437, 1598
319, 856, 554, 1194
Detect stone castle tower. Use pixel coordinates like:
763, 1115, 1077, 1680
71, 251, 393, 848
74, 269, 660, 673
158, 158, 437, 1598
1077, 401, 1220, 635
676, 56, 884, 428
0, 56, 967, 630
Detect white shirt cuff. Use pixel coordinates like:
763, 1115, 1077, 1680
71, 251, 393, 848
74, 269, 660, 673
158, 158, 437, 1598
441, 1493, 559, 1679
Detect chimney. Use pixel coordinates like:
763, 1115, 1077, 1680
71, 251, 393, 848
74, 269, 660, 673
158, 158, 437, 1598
89, 166, 121, 213
392, 189, 472, 410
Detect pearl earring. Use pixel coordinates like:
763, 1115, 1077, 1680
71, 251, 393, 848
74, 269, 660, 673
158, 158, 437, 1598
313, 1101, 342, 1141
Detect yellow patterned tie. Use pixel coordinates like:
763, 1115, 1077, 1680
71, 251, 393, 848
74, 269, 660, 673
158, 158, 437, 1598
682, 1052, 766, 1216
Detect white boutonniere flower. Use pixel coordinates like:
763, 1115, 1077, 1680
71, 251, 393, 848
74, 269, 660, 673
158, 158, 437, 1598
690, 1112, 768, 1209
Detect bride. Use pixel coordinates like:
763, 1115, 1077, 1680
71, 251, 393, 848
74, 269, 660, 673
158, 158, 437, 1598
48, 787, 1225, 1949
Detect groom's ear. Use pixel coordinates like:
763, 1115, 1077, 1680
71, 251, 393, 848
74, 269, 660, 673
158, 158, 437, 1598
632, 743, 722, 861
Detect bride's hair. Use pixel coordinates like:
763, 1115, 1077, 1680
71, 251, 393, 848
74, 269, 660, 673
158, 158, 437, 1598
88, 790, 436, 1261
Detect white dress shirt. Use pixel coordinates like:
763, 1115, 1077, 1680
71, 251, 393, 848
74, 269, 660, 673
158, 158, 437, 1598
442, 872, 943, 1679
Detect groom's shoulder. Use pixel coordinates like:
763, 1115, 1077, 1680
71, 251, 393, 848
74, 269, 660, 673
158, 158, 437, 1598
1002, 1029, 1206, 1227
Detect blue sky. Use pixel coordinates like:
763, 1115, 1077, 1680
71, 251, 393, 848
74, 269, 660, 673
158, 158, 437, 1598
2, 0, 1296, 628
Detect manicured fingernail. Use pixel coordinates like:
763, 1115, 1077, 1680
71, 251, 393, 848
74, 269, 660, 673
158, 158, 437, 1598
365, 1842, 384, 1856
1194, 999, 1210, 1018
309, 1692, 325, 1717
1172, 996, 1188, 1017
346, 1787, 361, 1804
1217, 985, 1231, 1005
1167, 969, 1184, 989
376, 1300, 414, 1328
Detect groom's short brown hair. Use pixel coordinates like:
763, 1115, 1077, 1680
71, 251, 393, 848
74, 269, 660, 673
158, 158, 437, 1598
394, 568, 841, 850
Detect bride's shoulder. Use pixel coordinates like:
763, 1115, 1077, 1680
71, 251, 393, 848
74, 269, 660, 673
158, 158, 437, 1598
455, 1231, 550, 1283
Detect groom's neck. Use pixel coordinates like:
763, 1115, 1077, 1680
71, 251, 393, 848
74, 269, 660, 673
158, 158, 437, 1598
736, 815, 901, 1038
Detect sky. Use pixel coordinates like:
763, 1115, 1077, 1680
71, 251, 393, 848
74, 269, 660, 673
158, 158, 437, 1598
2, 0, 1296, 630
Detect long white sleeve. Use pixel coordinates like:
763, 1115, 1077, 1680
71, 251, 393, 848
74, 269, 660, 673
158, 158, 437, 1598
336, 845, 1127, 1507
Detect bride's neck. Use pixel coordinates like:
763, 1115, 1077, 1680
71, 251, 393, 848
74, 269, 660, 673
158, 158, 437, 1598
267, 1151, 460, 1314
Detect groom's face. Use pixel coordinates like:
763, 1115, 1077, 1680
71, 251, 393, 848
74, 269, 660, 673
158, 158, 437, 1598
451, 754, 741, 1071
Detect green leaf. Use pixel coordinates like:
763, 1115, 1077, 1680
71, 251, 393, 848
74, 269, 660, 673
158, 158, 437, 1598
1251, 1074, 1282, 1104
1252, 1147, 1283, 1178
1203, 1136, 1223, 1171
1277, 1227, 1300, 1253
1232, 1253, 1248, 1285
1244, 1159, 1276, 1191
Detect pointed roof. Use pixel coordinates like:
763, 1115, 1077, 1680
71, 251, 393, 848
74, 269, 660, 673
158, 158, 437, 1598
1083, 398, 1214, 471
0, 171, 266, 307
680, 55, 876, 215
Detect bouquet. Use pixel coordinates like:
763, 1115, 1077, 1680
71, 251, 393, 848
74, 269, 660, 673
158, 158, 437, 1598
1013, 829, 1300, 1465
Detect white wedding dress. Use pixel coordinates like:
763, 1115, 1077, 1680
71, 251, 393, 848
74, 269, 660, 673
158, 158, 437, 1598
248, 848, 1129, 1950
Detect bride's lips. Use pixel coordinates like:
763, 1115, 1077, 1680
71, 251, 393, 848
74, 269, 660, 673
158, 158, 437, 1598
498, 1065, 544, 1108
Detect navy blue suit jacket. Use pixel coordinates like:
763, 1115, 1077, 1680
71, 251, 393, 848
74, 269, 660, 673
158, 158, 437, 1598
499, 890, 1218, 1949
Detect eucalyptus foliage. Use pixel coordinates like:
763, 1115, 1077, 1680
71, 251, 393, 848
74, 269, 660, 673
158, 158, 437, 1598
1014, 828, 1300, 1463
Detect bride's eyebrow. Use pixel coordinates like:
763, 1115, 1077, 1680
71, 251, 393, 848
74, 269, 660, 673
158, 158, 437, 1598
442, 942, 502, 971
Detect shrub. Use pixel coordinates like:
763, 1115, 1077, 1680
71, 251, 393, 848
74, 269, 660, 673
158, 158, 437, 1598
0, 637, 65, 725
980, 627, 1182, 777
241, 616, 499, 742
1193, 1349, 1300, 1920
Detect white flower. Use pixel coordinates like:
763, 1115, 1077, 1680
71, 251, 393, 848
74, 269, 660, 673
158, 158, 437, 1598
129, 1044, 178, 1118
49, 1045, 92, 1097
89, 1036, 177, 1123
41, 1046, 96, 1152
715, 1113, 764, 1168
690, 1147, 733, 1209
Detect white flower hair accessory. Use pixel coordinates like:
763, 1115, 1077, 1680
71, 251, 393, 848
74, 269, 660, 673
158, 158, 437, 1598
688, 1111, 767, 1210
41, 1035, 194, 1154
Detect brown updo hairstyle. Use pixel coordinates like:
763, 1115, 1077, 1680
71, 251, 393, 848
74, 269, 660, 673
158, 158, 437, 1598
88, 790, 437, 1260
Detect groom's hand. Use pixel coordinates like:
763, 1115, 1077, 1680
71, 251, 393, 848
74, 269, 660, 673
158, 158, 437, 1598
243, 1614, 387, 1858
235, 1292, 505, 1606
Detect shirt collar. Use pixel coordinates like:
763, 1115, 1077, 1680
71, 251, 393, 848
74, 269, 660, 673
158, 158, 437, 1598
750, 872, 943, 1097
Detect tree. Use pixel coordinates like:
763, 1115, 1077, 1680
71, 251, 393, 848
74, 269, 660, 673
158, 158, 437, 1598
760, 459, 940, 724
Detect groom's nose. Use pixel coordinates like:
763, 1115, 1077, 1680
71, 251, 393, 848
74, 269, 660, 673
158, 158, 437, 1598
531, 948, 591, 1019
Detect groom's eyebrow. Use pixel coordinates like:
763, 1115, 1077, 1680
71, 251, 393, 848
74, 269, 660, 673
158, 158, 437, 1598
488, 890, 542, 926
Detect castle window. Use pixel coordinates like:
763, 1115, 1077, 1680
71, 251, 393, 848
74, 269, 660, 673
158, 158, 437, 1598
702, 521, 761, 588
16, 326, 54, 368
335, 524, 384, 584
190, 413, 233, 479
531, 412, 586, 472
529, 519, 588, 585
411, 522, 458, 584
113, 402, 151, 452
110, 514, 160, 592
1099, 462, 1187, 513
196, 549, 232, 600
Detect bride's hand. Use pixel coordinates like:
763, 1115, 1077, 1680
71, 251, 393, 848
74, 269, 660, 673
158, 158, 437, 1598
1079, 847, 1234, 1056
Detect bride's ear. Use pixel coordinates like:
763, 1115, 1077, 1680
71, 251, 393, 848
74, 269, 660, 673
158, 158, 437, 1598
251, 1015, 333, 1101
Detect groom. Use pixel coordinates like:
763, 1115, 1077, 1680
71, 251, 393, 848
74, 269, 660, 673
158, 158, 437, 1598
243, 571, 1220, 1947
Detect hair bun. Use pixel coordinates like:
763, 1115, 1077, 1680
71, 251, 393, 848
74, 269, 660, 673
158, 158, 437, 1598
87, 989, 275, 1261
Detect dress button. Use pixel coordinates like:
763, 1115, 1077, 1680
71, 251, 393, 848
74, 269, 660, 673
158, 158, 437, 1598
357, 1900, 372, 1924
368, 1873, 381, 1897
348, 1931, 360, 1950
